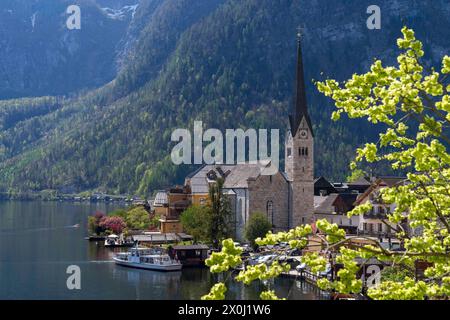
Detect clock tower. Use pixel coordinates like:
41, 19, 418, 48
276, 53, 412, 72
285, 33, 314, 227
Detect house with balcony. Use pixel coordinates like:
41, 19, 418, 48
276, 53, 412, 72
314, 193, 360, 234
354, 177, 407, 238
154, 186, 191, 234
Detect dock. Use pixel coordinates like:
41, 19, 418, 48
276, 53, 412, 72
133, 232, 193, 245
281, 269, 323, 286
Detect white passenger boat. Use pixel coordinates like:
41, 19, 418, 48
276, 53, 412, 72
113, 247, 182, 272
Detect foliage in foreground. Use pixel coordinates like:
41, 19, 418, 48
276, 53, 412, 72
203, 27, 450, 300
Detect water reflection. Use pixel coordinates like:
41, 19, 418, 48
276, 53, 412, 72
0, 201, 328, 300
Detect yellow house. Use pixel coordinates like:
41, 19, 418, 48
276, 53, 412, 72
154, 187, 191, 234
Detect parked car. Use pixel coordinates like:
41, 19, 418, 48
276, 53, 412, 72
318, 263, 332, 278
249, 254, 277, 266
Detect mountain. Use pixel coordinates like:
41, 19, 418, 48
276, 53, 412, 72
0, 0, 138, 99
0, 0, 449, 197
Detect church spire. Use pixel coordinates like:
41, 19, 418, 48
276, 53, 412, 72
289, 30, 313, 136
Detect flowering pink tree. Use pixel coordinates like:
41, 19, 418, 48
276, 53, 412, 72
88, 211, 106, 235
94, 211, 105, 221
99, 216, 126, 234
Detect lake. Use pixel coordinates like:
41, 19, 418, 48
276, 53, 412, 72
0, 201, 329, 300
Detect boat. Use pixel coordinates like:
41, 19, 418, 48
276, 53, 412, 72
104, 234, 135, 248
113, 247, 183, 272
84, 235, 106, 241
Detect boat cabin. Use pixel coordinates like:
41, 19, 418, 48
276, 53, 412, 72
168, 245, 209, 267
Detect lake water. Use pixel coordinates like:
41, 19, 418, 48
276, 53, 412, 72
0, 201, 328, 300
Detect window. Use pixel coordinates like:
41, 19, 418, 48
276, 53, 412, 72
266, 201, 274, 225
200, 198, 206, 205
287, 148, 292, 157
298, 147, 308, 157
378, 223, 383, 232
349, 219, 352, 226
238, 199, 243, 225
269, 175, 273, 183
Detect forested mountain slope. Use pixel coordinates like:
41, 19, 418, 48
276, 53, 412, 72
0, 0, 449, 196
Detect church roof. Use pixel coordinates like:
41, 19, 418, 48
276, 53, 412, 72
222, 164, 262, 188
187, 162, 286, 193
289, 33, 314, 136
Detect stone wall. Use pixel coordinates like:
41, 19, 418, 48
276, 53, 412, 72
289, 117, 315, 226
248, 172, 290, 231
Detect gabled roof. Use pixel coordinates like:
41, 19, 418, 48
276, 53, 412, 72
186, 162, 287, 193
339, 193, 359, 208
185, 165, 206, 179
314, 193, 359, 215
222, 164, 262, 188
314, 193, 339, 215
347, 176, 371, 186
314, 196, 328, 208
354, 177, 407, 205
378, 176, 407, 187
315, 176, 337, 190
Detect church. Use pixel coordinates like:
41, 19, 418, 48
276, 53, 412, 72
158, 35, 315, 241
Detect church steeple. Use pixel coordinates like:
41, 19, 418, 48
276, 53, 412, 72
289, 31, 314, 137
285, 30, 315, 227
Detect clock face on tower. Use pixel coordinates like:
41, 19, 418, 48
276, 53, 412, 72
299, 129, 308, 139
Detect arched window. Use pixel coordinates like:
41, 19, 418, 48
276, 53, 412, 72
287, 148, 292, 157
266, 201, 274, 226
238, 199, 243, 225
298, 147, 309, 157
